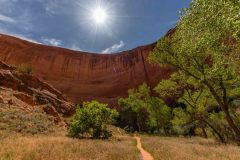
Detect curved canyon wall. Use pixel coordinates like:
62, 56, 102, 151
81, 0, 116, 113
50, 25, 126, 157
0, 34, 173, 105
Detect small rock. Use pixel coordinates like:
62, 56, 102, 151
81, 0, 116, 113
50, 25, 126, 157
42, 104, 61, 123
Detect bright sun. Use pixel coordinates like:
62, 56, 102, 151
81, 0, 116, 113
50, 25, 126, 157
92, 8, 107, 24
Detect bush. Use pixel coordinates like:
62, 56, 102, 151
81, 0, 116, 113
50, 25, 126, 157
17, 64, 33, 74
68, 101, 119, 139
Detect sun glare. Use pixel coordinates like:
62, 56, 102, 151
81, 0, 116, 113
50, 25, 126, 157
92, 8, 107, 24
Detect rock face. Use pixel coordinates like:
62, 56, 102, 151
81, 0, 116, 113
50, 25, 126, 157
0, 61, 74, 121
0, 34, 173, 105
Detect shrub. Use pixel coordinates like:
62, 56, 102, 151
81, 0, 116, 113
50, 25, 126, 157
69, 101, 119, 139
17, 64, 33, 74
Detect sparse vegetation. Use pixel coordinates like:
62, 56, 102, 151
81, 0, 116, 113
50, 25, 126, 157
69, 101, 119, 139
16, 64, 33, 74
0, 105, 56, 135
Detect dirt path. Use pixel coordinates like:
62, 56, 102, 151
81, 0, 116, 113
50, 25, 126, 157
134, 136, 154, 160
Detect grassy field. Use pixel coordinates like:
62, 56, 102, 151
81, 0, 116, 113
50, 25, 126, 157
141, 136, 240, 160
1, 103, 240, 160
1, 132, 240, 160
0, 103, 138, 160
0, 134, 138, 160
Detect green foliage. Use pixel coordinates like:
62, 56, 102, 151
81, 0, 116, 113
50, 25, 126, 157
118, 84, 150, 132
150, 0, 240, 81
171, 108, 190, 127
69, 101, 119, 139
155, 79, 180, 97
156, 74, 217, 137
17, 64, 33, 74
150, 0, 240, 142
118, 84, 172, 134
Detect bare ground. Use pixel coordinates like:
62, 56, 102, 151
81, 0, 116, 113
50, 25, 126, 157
134, 136, 153, 160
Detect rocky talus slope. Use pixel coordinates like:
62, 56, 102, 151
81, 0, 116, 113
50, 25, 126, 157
0, 61, 74, 123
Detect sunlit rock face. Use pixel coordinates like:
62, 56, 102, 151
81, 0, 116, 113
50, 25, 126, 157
0, 34, 173, 106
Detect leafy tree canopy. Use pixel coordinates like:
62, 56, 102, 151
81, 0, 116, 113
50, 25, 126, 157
150, 0, 240, 142
69, 101, 119, 139
119, 84, 172, 134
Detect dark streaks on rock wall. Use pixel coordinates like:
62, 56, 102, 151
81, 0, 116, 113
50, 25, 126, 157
0, 33, 174, 106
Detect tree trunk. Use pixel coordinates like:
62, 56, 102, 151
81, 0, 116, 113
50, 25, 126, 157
137, 118, 141, 132
203, 80, 240, 142
139, 116, 143, 132
201, 127, 208, 139
202, 117, 225, 143
222, 106, 240, 141
221, 80, 240, 142
163, 127, 168, 136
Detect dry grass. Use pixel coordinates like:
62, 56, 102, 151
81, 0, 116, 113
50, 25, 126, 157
141, 136, 240, 160
0, 103, 138, 160
0, 105, 56, 135
0, 134, 138, 160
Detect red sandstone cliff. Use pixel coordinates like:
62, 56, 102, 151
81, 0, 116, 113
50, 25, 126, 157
0, 33, 173, 105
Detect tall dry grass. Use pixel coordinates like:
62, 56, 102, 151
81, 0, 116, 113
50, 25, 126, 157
0, 134, 137, 160
141, 136, 240, 160
0, 102, 138, 160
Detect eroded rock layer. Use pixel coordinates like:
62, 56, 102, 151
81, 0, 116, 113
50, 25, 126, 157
0, 61, 74, 122
0, 34, 173, 105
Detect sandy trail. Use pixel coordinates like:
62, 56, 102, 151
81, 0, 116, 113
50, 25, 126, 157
134, 136, 154, 160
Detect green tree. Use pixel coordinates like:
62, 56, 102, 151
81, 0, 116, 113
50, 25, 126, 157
156, 73, 226, 142
69, 101, 119, 139
147, 97, 172, 135
118, 83, 172, 134
118, 84, 150, 132
150, 0, 240, 142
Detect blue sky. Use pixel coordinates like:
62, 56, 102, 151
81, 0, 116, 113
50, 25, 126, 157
0, 0, 191, 53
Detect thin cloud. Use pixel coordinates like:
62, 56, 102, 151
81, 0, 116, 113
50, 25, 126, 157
42, 38, 62, 46
16, 35, 41, 44
45, 0, 59, 14
0, 27, 41, 44
44, 0, 69, 15
69, 44, 82, 51
0, 14, 16, 23
102, 41, 125, 54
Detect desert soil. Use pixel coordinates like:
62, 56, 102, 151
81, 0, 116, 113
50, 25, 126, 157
135, 136, 154, 160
